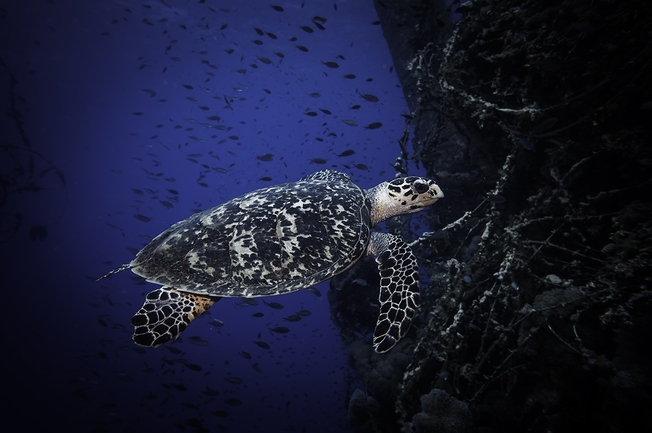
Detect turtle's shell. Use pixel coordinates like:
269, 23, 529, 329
130, 171, 371, 298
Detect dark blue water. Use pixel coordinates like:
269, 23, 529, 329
1, 1, 422, 431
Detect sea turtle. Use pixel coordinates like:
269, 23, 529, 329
101, 170, 443, 353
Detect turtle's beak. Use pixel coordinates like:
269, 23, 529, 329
429, 183, 444, 201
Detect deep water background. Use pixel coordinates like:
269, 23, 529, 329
6, 1, 651, 432
1, 1, 418, 431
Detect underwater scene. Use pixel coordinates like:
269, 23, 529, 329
2, 0, 651, 432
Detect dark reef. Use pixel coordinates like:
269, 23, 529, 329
330, 0, 652, 431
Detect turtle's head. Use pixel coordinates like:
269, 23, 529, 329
368, 176, 444, 226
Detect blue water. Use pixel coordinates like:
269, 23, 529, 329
1, 1, 420, 431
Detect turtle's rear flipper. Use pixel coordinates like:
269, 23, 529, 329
368, 232, 421, 353
130, 287, 220, 347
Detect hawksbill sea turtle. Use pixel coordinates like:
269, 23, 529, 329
100, 170, 444, 353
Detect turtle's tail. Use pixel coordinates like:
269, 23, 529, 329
130, 286, 220, 347
95, 263, 132, 282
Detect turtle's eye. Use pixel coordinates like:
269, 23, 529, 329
412, 180, 429, 194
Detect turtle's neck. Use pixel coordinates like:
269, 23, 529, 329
366, 182, 398, 227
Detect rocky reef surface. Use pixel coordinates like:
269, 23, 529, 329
330, 1, 652, 431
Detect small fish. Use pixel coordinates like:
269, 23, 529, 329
274, 51, 285, 58
252, 312, 264, 318
313, 21, 325, 31
134, 214, 152, 222
300, 25, 314, 33
252, 39, 263, 45
254, 340, 270, 349
322, 61, 339, 68
337, 150, 355, 157
295, 45, 309, 52
306, 287, 322, 297
343, 74, 356, 79
105, 223, 124, 233
252, 363, 262, 372
271, 5, 284, 11
266, 32, 278, 39
269, 326, 290, 334
185, 363, 202, 372
238, 298, 259, 306
296, 309, 312, 316
310, 158, 328, 164
283, 315, 302, 322
182, 84, 193, 90
359, 93, 379, 102
350, 104, 361, 110
259, 176, 273, 182
263, 301, 284, 309
257, 56, 272, 65
209, 318, 225, 327
171, 383, 188, 392
188, 336, 209, 346
319, 108, 332, 115
257, 154, 274, 162
203, 386, 220, 397
165, 346, 183, 355
238, 351, 252, 359
225, 377, 243, 384
305, 111, 319, 117
254, 27, 264, 36
364, 122, 382, 130
307, 92, 321, 98
354, 163, 370, 171
352, 278, 368, 287
342, 119, 358, 127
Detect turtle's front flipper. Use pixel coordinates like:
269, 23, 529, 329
130, 287, 220, 347
367, 232, 421, 353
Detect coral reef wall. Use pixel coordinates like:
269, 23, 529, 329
332, 0, 652, 431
